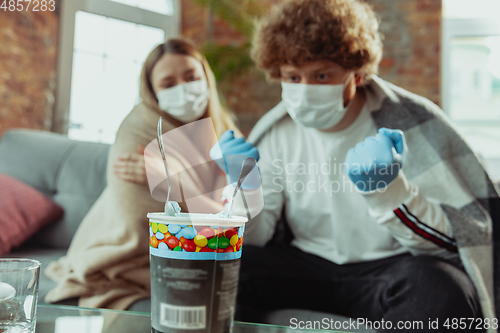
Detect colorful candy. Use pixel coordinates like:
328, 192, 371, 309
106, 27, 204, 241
151, 236, 159, 248
200, 247, 214, 252
194, 235, 208, 247
150, 222, 244, 254
166, 236, 179, 249
230, 235, 238, 247
199, 228, 216, 239
217, 246, 234, 253
158, 224, 168, 233
182, 227, 197, 240
236, 236, 243, 251
218, 236, 229, 249
207, 237, 218, 250
182, 239, 196, 252
175, 230, 184, 240
168, 224, 181, 234
224, 228, 237, 240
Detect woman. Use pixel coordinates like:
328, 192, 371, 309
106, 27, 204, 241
45, 38, 245, 310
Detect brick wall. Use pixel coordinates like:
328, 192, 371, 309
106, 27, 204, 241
372, 0, 442, 105
0, 11, 59, 139
181, 0, 209, 44
182, 0, 443, 135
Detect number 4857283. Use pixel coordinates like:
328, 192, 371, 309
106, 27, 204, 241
1, 0, 56, 11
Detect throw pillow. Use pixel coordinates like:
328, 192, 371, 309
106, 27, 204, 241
0, 173, 64, 255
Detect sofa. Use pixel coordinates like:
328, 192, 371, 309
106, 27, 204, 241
0, 129, 109, 306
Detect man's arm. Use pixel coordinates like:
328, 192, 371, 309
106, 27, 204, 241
345, 127, 469, 259
362, 171, 460, 258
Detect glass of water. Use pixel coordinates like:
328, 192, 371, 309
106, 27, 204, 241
0, 259, 41, 333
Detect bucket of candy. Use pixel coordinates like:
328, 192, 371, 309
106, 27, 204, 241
148, 212, 247, 333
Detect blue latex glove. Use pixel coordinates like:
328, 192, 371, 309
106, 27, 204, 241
210, 130, 261, 190
345, 128, 408, 192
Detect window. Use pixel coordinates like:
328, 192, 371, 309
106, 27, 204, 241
55, 0, 180, 143
443, 0, 500, 19
442, 2, 500, 181
110, 0, 174, 15
69, 11, 164, 143
449, 36, 500, 123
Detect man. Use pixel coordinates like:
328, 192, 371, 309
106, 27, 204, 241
210, 0, 499, 331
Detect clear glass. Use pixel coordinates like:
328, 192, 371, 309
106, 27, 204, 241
106, 17, 137, 60
135, 24, 165, 63
443, 0, 500, 19
454, 126, 500, 182
449, 36, 500, 122
0, 259, 41, 333
68, 11, 165, 144
138, 0, 173, 16
74, 11, 107, 55
110, 0, 174, 15
68, 52, 107, 143
36, 304, 338, 332
110, 0, 136, 7
448, 35, 500, 178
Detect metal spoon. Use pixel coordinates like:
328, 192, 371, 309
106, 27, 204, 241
0, 282, 15, 304
157, 117, 176, 216
227, 157, 257, 218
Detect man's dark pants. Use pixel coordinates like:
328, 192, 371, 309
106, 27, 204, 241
236, 245, 483, 332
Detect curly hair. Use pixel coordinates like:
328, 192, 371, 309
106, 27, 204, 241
251, 0, 383, 82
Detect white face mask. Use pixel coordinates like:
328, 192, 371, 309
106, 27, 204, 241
157, 80, 209, 123
281, 73, 353, 129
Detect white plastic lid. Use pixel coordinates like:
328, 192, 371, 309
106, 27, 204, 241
147, 212, 248, 226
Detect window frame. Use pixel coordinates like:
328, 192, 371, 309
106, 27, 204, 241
52, 0, 180, 134
441, 17, 500, 126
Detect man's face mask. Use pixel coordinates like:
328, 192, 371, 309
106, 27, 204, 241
157, 80, 209, 123
281, 73, 353, 130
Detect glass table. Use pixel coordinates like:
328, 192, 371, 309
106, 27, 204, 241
36, 304, 337, 332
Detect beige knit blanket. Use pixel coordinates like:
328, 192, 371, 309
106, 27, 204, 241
45, 103, 224, 309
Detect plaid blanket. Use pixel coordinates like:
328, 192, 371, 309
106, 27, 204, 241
247, 76, 500, 330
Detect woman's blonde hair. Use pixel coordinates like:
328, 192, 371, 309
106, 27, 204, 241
251, 0, 383, 83
140, 38, 239, 137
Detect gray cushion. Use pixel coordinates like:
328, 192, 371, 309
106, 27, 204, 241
41, 141, 109, 248
0, 130, 73, 197
0, 129, 110, 248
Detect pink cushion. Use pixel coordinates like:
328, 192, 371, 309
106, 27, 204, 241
0, 174, 64, 255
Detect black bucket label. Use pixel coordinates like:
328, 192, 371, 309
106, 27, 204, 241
150, 221, 244, 333
151, 256, 241, 333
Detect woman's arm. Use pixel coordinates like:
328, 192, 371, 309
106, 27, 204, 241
113, 145, 148, 185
